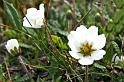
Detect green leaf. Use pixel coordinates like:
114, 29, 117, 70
55, 76, 62, 82
103, 43, 113, 64
112, 41, 121, 56
0, 64, 5, 81
19, 43, 34, 49
51, 35, 68, 50
32, 65, 47, 71
4, 1, 22, 29
93, 63, 106, 70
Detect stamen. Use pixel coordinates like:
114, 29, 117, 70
80, 42, 96, 56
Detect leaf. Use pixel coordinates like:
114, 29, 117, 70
93, 63, 106, 70
4, 1, 22, 29
103, 43, 113, 64
55, 76, 62, 82
32, 65, 47, 71
19, 43, 34, 49
112, 41, 121, 56
49, 22, 68, 36
51, 35, 68, 50
0, 65, 5, 81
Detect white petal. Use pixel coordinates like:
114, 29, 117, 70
5, 44, 11, 53
23, 5, 45, 28
39, 4, 44, 17
7, 39, 19, 47
26, 8, 39, 21
27, 8, 37, 14
88, 26, 98, 37
36, 18, 44, 26
76, 25, 87, 32
67, 32, 81, 52
13, 39, 19, 48
23, 17, 32, 27
37, 10, 44, 18
34, 25, 41, 28
26, 13, 37, 20
92, 34, 106, 49
84, 26, 98, 44
39, 4, 44, 11
78, 56, 94, 65
68, 41, 80, 52
91, 50, 106, 60
68, 31, 86, 44
5, 39, 19, 53
69, 51, 82, 59
75, 25, 87, 43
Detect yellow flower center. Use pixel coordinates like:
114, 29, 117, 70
80, 42, 96, 56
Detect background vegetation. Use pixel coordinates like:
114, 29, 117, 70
0, 0, 124, 82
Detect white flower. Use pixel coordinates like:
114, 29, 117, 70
23, 4, 44, 28
5, 39, 19, 54
67, 25, 106, 65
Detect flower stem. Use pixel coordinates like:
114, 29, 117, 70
18, 55, 29, 74
85, 65, 88, 82
4, 59, 12, 82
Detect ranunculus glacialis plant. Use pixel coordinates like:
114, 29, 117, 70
23, 4, 44, 28
67, 25, 106, 65
5, 39, 19, 54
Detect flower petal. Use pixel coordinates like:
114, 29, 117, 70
69, 51, 82, 59
78, 56, 94, 65
27, 8, 37, 14
91, 50, 106, 60
39, 4, 44, 12
88, 26, 98, 37
39, 4, 44, 13
92, 34, 106, 49
68, 41, 80, 52
23, 4, 45, 28
37, 10, 44, 18
76, 25, 87, 43
67, 31, 81, 51
23, 17, 32, 27
68, 26, 87, 43
5, 39, 19, 53
36, 18, 44, 26
85, 26, 98, 43
76, 25, 88, 33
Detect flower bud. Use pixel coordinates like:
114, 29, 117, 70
5, 39, 20, 55
66, 10, 73, 20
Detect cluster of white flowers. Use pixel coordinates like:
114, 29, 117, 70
23, 4, 44, 28
67, 25, 106, 65
5, 3, 107, 66
5, 3, 45, 54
